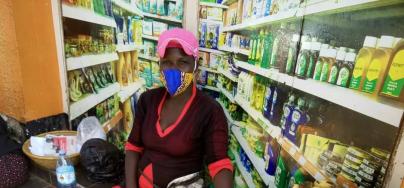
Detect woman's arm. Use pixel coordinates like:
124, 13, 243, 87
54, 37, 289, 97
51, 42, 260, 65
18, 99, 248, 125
125, 151, 140, 188
213, 170, 233, 188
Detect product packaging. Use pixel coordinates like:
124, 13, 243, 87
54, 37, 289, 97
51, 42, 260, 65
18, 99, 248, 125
152, 21, 168, 37
199, 52, 210, 67
207, 7, 223, 21
199, 22, 207, 47
156, 0, 165, 15
142, 19, 153, 36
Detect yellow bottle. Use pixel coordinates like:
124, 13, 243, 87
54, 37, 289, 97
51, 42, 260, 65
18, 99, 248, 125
131, 51, 139, 81
117, 52, 126, 85
380, 39, 404, 102
122, 99, 134, 133
125, 52, 133, 84
349, 36, 378, 90
362, 36, 395, 95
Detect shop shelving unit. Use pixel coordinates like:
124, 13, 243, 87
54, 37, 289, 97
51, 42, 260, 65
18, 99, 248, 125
197, 84, 220, 92
233, 149, 256, 188
199, 47, 225, 54
66, 53, 119, 71
118, 78, 146, 103
218, 85, 235, 103
199, 66, 219, 74
61, 4, 117, 28
112, 0, 144, 17
102, 110, 123, 133
142, 34, 159, 41
218, 68, 238, 82
218, 46, 250, 56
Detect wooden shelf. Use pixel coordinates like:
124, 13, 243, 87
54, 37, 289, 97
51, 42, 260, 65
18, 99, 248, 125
62, 4, 116, 28
66, 53, 118, 71
102, 110, 123, 133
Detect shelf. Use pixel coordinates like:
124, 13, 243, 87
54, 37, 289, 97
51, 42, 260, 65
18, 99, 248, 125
112, 0, 143, 17
66, 53, 119, 71
138, 54, 159, 62
199, 66, 219, 74
277, 137, 328, 182
233, 150, 255, 188
103, 110, 123, 133
197, 84, 220, 92
142, 34, 159, 41
218, 85, 235, 103
200, 19, 224, 25
116, 44, 145, 52
199, 47, 225, 54
199, 2, 229, 9
218, 68, 238, 82
235, 95, 282, 139
218, 46, 250, 56
221, 0, 238, 6
70, 83, 120, 120
291, 78, 404, 127
143, 12, 183, 24
61, 4, 117, 28
231, 126, 275, 187
118, 79, 145, 103
221, 1, 403, 32
217, 100, 244, 127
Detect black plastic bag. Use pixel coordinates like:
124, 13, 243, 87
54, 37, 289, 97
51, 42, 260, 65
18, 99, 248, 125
80, 138, 124, 183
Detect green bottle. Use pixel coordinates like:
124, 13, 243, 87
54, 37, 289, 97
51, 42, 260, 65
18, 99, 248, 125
256, 30, 266, 66
337, 51, 356, 87
261, 30, 273, 69
295, 41, 312, 79
313, 44, 329, 80
249, 32, 258, 65
285, 34, 300, 75
320, 49, 337, 82
275, 156, 289, 188
328, 47, 347, 84
306, 41, 321, 78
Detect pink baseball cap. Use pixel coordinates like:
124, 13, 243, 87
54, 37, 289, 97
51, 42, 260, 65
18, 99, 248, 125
157, 28, 199, 58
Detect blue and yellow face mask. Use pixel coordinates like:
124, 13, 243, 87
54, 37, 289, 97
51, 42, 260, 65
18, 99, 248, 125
160, 60, 196, 96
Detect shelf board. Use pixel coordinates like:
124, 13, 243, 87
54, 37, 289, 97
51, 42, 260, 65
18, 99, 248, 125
199, 66, 219, 74
118, 79, 145, 103
221, 0, 404, 32
112, 0, 143, 17
218, 68, 238, 82
116, 44, 145, 52
200, 18, 224, 25
138, 54, 159, 62
291, 78, 404, 127
143, 12, 183, 24
217, 100, 245, 127
199, 47, 225, 54
235, 95, 282, 139
219, 46, 250, 56
221, 0, 238, 6
199, 2, 229, 9
66, 53, 119, 71
197, 84, 220, 92
277, 137, 328, 182
231, 126, 276, 186
62, 4, 117, 28
103, 110, 123, 133
142, 34, 159, 41
70, 83, 120, 120
233, 150, 255, 188
218, 85, 235, 103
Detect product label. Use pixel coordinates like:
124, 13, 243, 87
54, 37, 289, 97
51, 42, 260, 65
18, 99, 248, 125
363, 59, 382, 93
313, 60, 323, 80
381, 50, 404, 97
296, 54, 307, 76
306, 55, 315, 78
285, 48, 295, 74
350, 58, 367, 89
270, 39, 279, 67
56, 166, 76, 185
337, 67, 350, 87
320, 63, 329, 82
328, 65, 339, 84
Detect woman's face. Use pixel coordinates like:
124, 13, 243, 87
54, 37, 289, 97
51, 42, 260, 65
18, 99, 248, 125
159, 48, 196, 73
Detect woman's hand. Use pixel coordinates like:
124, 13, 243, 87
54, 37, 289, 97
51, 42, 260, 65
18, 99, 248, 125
213, 169, 233, 188
125, 151, 140, 188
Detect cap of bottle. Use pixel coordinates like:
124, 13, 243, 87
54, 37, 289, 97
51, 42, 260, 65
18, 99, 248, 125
336, 48, 347, 60
344, 52, 356, 62
348, 48, 356, 53
301, 42, 312, 50
339, 47, 347, 52
319, 49, 327, 57
327, 49, 337, 58
311, 42, 321, 51
363, 36, 378, 48
320, 44, 329, 50
301, 35, 310, 42
378, 36, 395, 49
292, 34, 300, 42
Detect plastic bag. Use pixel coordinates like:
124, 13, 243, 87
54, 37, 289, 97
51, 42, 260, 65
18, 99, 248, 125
77, 117, 106, 151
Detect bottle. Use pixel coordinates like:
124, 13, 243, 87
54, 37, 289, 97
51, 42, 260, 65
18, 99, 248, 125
56, 151, 77, 188
261, 30, 273, 69
306, 41, 322, 79
256, 30, 266, 66
279, 24, 294, 73
263, 83, 275, 120
328, 47, 347, 85
265, 136, 279, 176
269, 85, 289, 126
380, 39, 404, 101
280, 93, 296, 136
275, 155, 289, 188
295, 41, 312, 79
337, 51, 356, 87
248, 32, 258, 65
349, 36, 378, 90
285, 34, 300, 75
319, 49, 337, 82
255, 77, 267, 110
312, 44, 329, 80
362, 36, 395, 95
271, 24, 287, 69
286, 97, 308, 144
270, 27, 280, 69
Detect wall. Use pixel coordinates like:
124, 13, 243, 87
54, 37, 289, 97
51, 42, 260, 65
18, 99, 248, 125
0, 0, 64, 122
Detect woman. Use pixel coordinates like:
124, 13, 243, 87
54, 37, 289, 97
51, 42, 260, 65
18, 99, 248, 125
125, 29, 233, 188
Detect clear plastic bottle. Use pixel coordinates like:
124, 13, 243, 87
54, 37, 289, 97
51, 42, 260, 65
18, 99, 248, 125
295, 41, 312, 78
337, 51, 357, 88
349, 36, 378, 90
381, 38, 404, 101
362, 36, 395, 95
328, 47, 347, 85
306, 41, 322, 79
285, 34, 300, 75
56, 151, 77, 188
312, 44, 329, 81
320, 49, 337, 82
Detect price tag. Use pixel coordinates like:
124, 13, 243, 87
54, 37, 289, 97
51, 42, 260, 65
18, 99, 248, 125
289, 147, 297, 156
298, 156, 306, 166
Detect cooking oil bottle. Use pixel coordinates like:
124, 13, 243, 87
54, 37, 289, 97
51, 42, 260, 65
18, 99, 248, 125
319, 49, 337, 82
349, 36, 378, 90
362, 36, 395, 95
380, 38, 404, 101
312, 44, 329, 81
328, 47, 347, 85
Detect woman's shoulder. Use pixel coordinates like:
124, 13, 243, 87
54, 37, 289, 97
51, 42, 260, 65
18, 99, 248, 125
139, 87, 166, 101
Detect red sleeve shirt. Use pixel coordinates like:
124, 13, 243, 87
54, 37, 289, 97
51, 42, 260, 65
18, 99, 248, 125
125, 85, 233, 187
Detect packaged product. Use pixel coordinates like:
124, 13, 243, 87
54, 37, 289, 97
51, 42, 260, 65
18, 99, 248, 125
132, 17, 143, 45
198, 70, 208, 85
199, 22, 207, 47
156, 0, 165, 15
207, 7, 223, 21
381, 39, 404, 101
167, 2, 177, 18
207, 73, 217, 86
200, 6, 207, 19
142, 19, 153, 36
152, 21, 168, 37
149, 0, 157, 14
199, 52, 210, 67
209, 53, 222, 69
175, 0, 184, 20
142, 0, 150, 12
206, 23, 220, 49
143, 41, 156, 57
